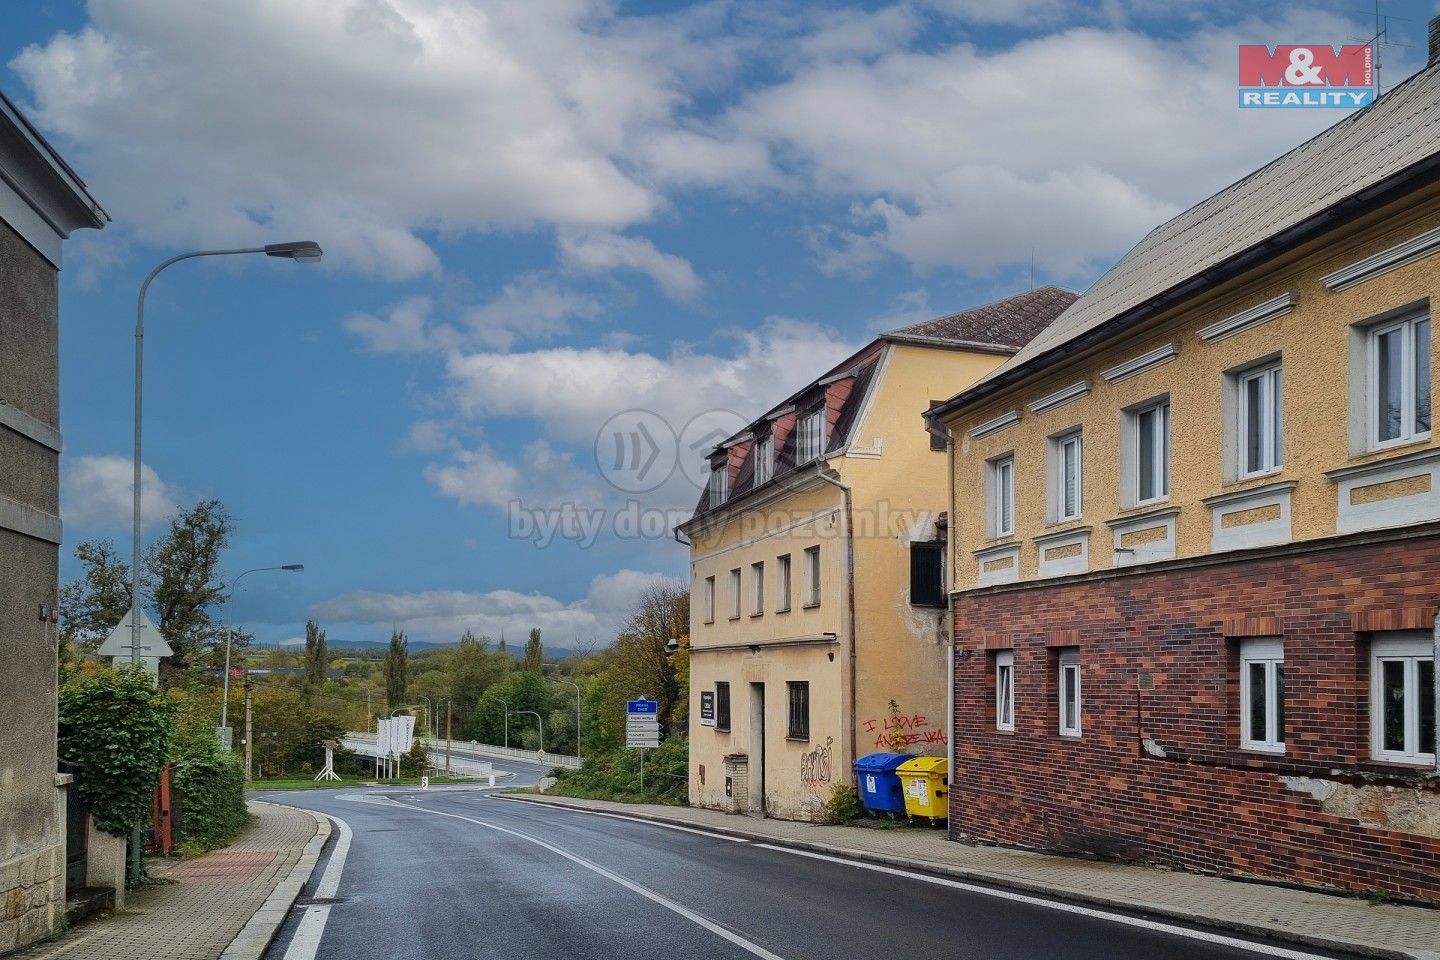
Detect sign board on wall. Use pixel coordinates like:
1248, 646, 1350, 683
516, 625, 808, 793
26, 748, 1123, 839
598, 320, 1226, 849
698, 691, 716, 727
626, 698, 660, 748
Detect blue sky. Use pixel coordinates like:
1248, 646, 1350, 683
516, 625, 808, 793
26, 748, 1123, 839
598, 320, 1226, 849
5, 0, 1435, 648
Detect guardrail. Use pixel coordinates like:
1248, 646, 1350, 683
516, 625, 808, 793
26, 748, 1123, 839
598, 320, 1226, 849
343, 732, 581, 770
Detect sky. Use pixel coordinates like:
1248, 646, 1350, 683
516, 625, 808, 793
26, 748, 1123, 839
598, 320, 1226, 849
5, 0, 1436, 649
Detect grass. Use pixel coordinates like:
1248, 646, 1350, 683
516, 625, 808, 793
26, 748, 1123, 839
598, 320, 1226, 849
245, 774, 475, 791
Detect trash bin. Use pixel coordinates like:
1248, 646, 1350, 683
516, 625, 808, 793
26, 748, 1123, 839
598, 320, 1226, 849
897, 756, 949, 824
853, 752, 909, 816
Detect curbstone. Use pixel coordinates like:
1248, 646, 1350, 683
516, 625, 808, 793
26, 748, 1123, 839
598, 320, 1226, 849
216, 801, 331, 960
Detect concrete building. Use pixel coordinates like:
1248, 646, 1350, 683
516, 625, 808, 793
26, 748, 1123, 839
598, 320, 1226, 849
678, 288, 1073, 821
0, 92, 107, 950
928, 33, 1440, 900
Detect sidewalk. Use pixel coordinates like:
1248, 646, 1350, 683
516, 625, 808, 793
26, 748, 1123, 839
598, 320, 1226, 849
511, 793, 1440, 960
19, 801, 326, 960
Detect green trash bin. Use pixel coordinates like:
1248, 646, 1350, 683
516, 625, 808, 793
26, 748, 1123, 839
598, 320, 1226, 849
897, 756, 949, 824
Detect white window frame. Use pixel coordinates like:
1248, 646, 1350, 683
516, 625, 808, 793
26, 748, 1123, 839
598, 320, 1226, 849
728, 568, 742, 621
1366, 311, 1431, 451
750, 561, 765, 616
995, 651, 1015, 732
1131, 399, 1171, 506
1238, 363, 1284, 478
803, 545, 821, 607
703, 575, 715, 624
1052, 432, 1082, 522
707, 464, 729, 508
797, 408, 826, 464
776, 554, 792, 612
755, 434, 775, 485
990, 455, 1015, 538
1370, 632, 1436, 765
1239, 638, 1285, 754
1058, 649, 1081, 737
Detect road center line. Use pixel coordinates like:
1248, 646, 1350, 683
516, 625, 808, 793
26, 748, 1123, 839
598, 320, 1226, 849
751, 845, 1339, 960
490, 795, 748, 842
391, 799, 786, 960
281, 813, 353, 960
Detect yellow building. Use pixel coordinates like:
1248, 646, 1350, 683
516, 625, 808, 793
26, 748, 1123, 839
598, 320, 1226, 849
677, 288, 1073, 820
927, 44, 1440, 900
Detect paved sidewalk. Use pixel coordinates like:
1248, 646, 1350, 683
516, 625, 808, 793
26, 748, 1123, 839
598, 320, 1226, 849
19, 801, 325, 960
512, 794, 1440, 960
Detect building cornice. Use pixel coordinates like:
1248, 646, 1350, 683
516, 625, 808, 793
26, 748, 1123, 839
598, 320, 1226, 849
1197, 293, 1296, 343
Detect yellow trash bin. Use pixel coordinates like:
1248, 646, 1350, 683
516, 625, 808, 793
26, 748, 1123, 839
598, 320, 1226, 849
896, 756, 949, 824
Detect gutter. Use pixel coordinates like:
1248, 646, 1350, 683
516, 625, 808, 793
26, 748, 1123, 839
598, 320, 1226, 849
815, 469, 859, 772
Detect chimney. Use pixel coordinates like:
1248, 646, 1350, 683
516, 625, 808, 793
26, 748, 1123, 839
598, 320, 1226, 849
1430, 16, 1440, 67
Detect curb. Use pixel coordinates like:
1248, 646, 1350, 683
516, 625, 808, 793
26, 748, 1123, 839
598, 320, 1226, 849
218, 801, 332, 960
505, 795, 1423, 960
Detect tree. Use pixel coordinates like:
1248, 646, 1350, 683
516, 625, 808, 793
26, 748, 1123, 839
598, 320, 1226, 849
449, 630, 505, 735
302, 620, 328, 697
523, 628, 543, 673
384, 629, 409, 711
59, 539, 133, 656
601, 581, 689, 738
470, 671, 549, 747
145, 499, 235, 674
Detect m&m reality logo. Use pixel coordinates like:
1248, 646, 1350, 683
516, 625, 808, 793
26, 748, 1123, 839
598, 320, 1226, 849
1238, 45, 1374, 108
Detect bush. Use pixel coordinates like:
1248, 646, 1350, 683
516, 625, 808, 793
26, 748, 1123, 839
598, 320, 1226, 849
59, 667, 173, 836
399, 738, 430, 778
547, 738, 688, 805
822, 783, 864, 824
171, 739, 249, 853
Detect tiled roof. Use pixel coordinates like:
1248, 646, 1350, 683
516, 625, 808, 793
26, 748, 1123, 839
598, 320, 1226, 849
884, 286, 1078, 352
946, 62, 1440, 409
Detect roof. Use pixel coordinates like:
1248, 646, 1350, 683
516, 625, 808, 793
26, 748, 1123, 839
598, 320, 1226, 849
933, 61, 1440, 416
883, 286, 1078, 352
0, 91, 108, 266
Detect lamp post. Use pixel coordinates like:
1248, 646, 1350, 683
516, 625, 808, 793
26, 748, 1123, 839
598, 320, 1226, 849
130, 242, 322, 669
419, 696, 434, 738
497, 697, 510, 749
220, 564, 304, 740
514, 709, 544, 752
549, 678, 581, 760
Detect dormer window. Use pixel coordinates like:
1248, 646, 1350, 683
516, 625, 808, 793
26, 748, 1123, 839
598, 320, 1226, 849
755, 434, 775, 485
707, 464, 728, 508
796, 408, 825, 464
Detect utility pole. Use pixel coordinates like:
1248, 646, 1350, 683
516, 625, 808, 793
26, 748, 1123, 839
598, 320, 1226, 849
243, 672, 254, 782
445, 700, 453, 775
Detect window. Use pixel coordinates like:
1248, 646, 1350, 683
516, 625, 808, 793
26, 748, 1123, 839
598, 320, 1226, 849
1368, 311, 1431, 449
707, 465, 728, 508
1370, 633, 1436, 764
989, 456, 1015, 537
1058, 649, 1081, 737
715, 681, 731, 732
703, 576, 715, 624
728, 568, 742, 620
909, 541, 945, 607
1238, 363, 1284, 477
803, 546, 821, 607
797, 408, 826, 463
1239, 639, 1285, 753
786, 681, 810, 740
750, 561, 765, 616
1052, 432, 1082, 522
1132, 399, 1171, 504
755, 434, 774, 485
776, 554, 792, 612
995, 651, 1015, 732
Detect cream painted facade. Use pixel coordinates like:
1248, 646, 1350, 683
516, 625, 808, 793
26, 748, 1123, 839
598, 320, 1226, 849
685, 343, 1005, 820
942, 183, 1440, 589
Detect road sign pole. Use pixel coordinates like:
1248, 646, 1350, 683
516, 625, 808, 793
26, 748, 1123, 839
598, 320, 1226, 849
640, 747, 645, 791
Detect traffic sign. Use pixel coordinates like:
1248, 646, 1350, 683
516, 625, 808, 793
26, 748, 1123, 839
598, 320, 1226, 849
97, 605, 172, 677
627, 699, 658, 714
625, 699, 660, 748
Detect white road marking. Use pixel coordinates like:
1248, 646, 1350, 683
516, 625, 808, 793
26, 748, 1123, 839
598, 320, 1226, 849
491, 795, 748, 842
752, 845, 1340, 960
391, 799, 786, 960
280, 814, 353, 960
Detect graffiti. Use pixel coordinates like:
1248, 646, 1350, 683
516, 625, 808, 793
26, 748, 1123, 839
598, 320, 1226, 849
800, 737, 834, 788
862, 711, 947, 749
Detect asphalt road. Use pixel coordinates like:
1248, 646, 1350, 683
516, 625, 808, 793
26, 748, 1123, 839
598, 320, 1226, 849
259, 773, 1361, 960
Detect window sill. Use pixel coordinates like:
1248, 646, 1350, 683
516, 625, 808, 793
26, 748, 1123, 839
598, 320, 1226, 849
728, 616, 741, 622
1365, 432, 1433, 458
1228, 467, 1284, 488
775, 606, 792, 615
1239, 743, 1286, 756
716, 727, 730, 735
1059, 731, 1082, 740
785, 736, 811, 743
1369, 755, 1437, 768
801, 601, 821, 610
994, 727, 1015, 735
749, 612, 764, 619
703, 619, 715, 626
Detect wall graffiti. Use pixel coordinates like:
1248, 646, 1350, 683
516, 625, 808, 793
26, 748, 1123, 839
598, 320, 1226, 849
800, 737, 834, 788
863, 712, 948, 749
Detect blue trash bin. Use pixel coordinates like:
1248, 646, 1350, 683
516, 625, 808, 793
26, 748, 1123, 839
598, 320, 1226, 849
853, 752, 909, 816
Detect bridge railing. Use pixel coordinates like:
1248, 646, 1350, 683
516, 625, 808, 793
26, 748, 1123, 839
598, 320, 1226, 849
343, 732, 581, 770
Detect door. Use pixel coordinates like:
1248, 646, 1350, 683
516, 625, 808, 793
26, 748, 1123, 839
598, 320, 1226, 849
749, 682, 765, 815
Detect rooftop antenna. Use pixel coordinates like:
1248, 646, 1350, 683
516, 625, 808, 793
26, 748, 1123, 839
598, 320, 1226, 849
1029, 247, 1035, 291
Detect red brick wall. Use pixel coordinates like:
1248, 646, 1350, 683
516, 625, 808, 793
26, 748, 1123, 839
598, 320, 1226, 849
950, 532, 1440, 901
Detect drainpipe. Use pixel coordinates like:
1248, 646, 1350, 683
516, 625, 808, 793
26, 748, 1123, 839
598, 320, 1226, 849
945, 422, 958, 800
1433, 615, 1439, 774
816, 470, 858, 772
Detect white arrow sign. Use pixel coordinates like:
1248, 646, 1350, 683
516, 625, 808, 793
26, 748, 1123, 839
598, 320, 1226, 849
98, 605, 172, 676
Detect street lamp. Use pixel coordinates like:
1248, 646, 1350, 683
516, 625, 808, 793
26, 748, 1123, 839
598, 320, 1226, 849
548, 677, 581, 760
497, 697, 511, 749
419, 695, 434, 738
513, 709, 544, 752
130, 242, 323, 669
219, 564, 304, 739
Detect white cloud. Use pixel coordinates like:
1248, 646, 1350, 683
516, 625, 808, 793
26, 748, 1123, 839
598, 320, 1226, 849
308, 569, 679, 648
62, 454, 181, 530
558, 230, 704, 301
424, 440, 605, 512
9, 0, 712, 278
462, 274, 605, 350
345, 295, 445, 354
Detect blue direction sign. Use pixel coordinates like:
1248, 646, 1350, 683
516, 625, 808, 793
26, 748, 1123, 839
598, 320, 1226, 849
627, 699, 658, 714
